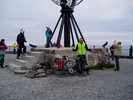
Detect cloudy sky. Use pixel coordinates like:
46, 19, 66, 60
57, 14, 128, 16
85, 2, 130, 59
0, 0, 133, 46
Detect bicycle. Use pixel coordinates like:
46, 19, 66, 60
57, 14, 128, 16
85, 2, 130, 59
64, 56, 89, 75
63, 56, 76, 74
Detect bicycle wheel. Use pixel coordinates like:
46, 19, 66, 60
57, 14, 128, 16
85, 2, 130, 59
65, 60, 75, 74
68, 68, 74, 74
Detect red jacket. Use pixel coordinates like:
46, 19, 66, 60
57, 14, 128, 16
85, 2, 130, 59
3, 43, 8, 49
0, 43, 8, 50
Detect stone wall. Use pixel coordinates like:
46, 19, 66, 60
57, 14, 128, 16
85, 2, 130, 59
87, 48, 110, 66
31, 47, 111, 66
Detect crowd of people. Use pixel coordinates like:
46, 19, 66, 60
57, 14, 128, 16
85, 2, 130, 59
0, 28, 27, 68
0, 28, 133, 75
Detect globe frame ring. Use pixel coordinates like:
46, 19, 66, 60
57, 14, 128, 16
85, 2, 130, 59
51, 0, 84, 7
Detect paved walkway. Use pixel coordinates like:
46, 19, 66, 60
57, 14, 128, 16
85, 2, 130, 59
0, 54, 133, 100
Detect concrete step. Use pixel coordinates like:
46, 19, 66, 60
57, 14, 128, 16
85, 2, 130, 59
21, 55, 36, 61
15, 59, 34, 70
14, 69, 28, 74
13, 58, 33, 68
31, 48, 75, 56
9, 62, 32, 70
8, 63, 28, 74
9, 63, 22, 70
16, 59, 28, 64
31, 51, 42, 57
16, 54, 37, 63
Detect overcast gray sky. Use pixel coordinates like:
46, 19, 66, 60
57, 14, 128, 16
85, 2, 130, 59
0, 0, 133, 45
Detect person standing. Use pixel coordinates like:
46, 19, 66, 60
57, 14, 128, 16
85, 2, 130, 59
45, 27, 53, 48
16, 29, 27, 59
110, 45, 115, 60
114, 42, 122, 56
129, 45, 133, 57
73, 38, 90, 74
110, 41, 117, 60
0, 39, 8, 68
13, 42, 17, 54
114, 41, 122, 71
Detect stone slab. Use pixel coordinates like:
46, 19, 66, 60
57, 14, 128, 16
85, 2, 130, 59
30, 51, 42, 57
14, 69, 28, 74
31, 47, 75, 57
8, 63, 28, 74
16, 59, 28, 63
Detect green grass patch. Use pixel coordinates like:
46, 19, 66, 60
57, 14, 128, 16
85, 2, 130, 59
89, 63, 115, 70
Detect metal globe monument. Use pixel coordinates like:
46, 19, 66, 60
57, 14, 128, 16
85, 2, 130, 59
50, 0, 87, 47
51, 0, 84, 8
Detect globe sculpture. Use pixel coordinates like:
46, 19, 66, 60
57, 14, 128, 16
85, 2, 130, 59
51, 0, 84, 8
50, 0, 87, 47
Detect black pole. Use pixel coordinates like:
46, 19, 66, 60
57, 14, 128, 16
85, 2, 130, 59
70, 16, 79, 42
129, 45, 133, 57
71, 14, 88, 47
70, 21, 75, 47
63, 9, 71, 47
50, 14, 62, 42
53, 14, 62, 35
56, 16, 64, 47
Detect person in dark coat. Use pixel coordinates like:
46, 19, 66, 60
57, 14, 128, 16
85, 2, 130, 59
129, 45, 133, 57
16, 29, 27, 59
110, 45, 115, 60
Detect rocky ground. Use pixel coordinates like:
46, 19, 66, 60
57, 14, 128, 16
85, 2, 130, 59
0, 54, 133, 100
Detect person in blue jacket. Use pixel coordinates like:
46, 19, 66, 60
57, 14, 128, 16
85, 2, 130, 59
45, 27, 53, 48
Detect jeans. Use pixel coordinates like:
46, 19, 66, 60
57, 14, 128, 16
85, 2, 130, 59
0, 54, 5, 67
77, 55, 86, 73
17, 43, 26, 58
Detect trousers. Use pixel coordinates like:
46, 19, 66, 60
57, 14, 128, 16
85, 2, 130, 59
17, 43, 26, 58
77, 55, 86, 73
0, 54, 5, 67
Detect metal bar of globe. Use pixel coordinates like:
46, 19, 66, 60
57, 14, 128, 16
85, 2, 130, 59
56, 15, 64, 47
50, 14, 62, 43
70, 15, 79, 42
75, 0, 84, 6
70, 20, 75, 47
64, 10, 71, 47
71, 14, 88, 48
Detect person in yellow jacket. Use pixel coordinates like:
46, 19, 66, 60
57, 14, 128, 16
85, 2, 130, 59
73, 38, 90, 74
13, 42, 17, 54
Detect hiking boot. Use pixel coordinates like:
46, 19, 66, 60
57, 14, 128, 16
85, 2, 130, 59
114, 68, 119, 71
0, 64, 4, 68
16, 56, 20, 59
86, 70, 90, 75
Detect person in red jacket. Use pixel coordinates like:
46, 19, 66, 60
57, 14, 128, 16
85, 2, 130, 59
0, 39, 8, 68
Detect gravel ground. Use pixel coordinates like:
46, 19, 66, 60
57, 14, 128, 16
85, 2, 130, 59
0, 54, 133, 100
